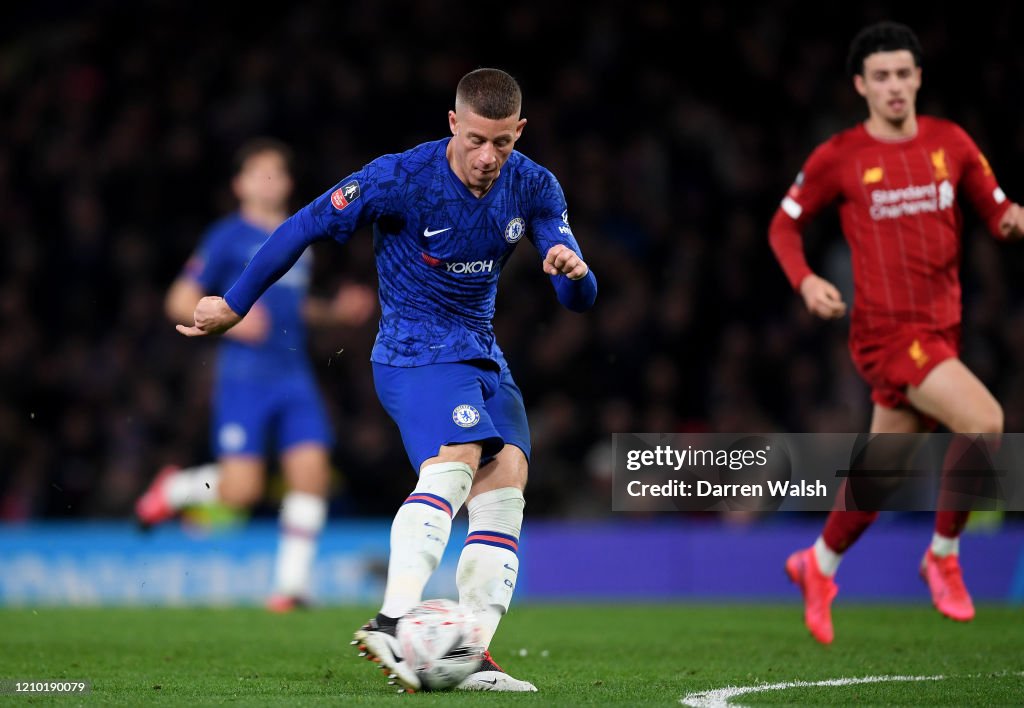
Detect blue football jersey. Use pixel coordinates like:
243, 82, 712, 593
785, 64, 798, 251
263, 139, 585, 368
187, 213, 313, 379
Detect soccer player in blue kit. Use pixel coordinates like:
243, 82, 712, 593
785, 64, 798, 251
176, 69, 597, 692
137, 138, 374, 611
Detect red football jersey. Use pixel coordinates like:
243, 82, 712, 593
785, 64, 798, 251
769, 116, 1011, 339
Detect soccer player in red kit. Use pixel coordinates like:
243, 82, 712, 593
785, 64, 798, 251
769, 22, 1024, 644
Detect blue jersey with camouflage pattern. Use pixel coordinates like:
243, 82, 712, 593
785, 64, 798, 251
224, 138, 593, 369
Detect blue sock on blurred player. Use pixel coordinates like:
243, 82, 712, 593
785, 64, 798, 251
457, 487, 524, 648
380, 462, 474, 619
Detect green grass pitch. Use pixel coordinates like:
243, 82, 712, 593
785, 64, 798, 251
1, 604, 1022, 705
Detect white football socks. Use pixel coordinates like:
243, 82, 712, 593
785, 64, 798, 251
813, 536, 842, 577
379, 461, 474, 619
165, 464, 220, 509
273, 491, 327, 598
457, 487, 525, 648
930, 532, 960, 557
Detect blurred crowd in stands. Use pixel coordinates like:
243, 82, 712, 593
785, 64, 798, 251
2, 1, 1023, 520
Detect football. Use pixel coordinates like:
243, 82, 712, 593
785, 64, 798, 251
396, 599, 485, 690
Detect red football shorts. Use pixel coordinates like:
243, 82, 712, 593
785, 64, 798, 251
850, 325, 961, 410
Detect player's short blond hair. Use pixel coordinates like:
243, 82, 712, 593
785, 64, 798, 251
455, 68, 522, 120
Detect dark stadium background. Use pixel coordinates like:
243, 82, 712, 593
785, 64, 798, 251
2, 1, 1023, 522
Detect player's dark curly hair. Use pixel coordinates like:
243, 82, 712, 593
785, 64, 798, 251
846, 21, 923, 77
233, 137, 294, 175
455, 68, 522, 119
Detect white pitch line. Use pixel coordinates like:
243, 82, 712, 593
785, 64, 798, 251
680, 674, 945, 708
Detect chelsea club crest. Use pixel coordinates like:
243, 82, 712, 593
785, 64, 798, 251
452, 404, 481, 428
504, 217, 525, 244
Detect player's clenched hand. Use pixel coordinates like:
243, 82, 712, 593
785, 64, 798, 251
543, 244, 589, 280
175, 296, 242, 337
799, 274, 847, 319
998, 202, 1024, 240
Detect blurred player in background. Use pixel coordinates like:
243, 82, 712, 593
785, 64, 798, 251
135, 138, 375, 611
176, 68, 597, 691
769, 22, 1024, 644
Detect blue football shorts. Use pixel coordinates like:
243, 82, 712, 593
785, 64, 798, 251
212, 371, 333, 457
372, 360, 531, 471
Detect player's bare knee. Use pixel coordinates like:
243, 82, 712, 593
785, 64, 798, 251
973, 403, 1004, 435
470, 448, 528, 499
500, 449, 529, 491
429, 443, 483, 473
955, 402, 1003, 435
503, 463, 528, 492
282, 445, 331, 496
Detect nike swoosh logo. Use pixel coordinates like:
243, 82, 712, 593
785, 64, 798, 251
423, 227, 451, 238
480, 679, 498, 686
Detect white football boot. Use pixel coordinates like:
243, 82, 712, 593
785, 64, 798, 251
456, 650, 538, 692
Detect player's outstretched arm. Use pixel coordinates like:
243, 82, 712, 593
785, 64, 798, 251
542, 244, 597, 312
176, 296, 243, 337
799, 274, 847, 320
